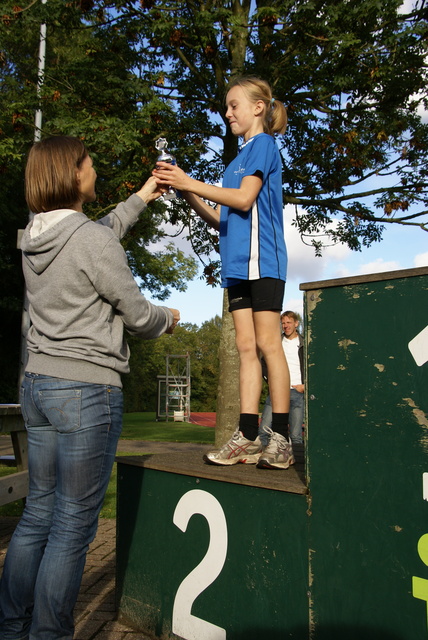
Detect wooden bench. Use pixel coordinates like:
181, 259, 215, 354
0, 404, 29, 505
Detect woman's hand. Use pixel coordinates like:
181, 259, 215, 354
165, 308, 180, 334
153, 162, 194, 191
136, 176, 166, 203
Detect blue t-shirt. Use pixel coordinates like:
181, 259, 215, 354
219, 133, 287, 288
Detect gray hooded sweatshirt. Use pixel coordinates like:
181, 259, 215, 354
21, 194, 173, 388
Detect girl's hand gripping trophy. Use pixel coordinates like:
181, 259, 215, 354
155, 138, 176, 201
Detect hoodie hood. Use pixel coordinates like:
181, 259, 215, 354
21, 211, 90, 275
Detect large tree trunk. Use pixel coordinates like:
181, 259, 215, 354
215, 290, 240, 446
213, 0, 250, 446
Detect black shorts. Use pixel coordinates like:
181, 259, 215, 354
228, 278, 285, 313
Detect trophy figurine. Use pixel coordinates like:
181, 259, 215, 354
155, 137, 176, 200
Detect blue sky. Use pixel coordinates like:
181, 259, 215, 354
142, 208, 428, 326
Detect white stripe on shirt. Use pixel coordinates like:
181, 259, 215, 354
248, 200, 260, 279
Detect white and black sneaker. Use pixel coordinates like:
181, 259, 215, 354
203, 429, 263, 466
257, 426, 295, 470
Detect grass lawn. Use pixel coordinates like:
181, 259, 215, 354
0, 412, 215, 519
122, 412, 215, 444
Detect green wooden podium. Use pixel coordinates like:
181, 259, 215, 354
116, 266, 428, 640
116, 450, 308, 640
303, 266, 428, 640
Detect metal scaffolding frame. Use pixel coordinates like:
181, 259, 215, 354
157, 354, 191, 422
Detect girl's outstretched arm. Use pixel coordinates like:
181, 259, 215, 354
181, 192, 221, 231
153, 162, 262, 213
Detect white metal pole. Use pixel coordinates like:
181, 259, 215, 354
34, 0, 47, 141
19, 0, 48, 389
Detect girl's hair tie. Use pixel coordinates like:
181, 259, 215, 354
271, 98, 275, 106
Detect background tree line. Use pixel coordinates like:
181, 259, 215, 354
123, 316, 222, 413
1, 1, 427, 437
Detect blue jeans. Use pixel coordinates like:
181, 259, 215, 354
259, 388, 304, 445
0, 373, 123, 640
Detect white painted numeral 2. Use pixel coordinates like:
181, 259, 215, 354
172, 489, 227, 640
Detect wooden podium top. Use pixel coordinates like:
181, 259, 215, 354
117, 445, 307, 495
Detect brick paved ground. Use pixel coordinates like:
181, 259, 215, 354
0, 516, 151, 640
0, 438, 208, 639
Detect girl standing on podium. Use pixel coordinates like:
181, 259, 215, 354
153, 76, 292, 470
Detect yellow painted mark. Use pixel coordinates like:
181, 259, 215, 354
413, 575, 428, 599
374, 363, 385, 372
338, 339, 357, 349
418, 534, 428, 565
306, 290, 322, 317
413, 534, 428, 628
402, 398, 428, 451
403, 398, 428, 428
306, 290, 322, 346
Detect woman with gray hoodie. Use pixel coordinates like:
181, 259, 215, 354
0, 135, 179, 640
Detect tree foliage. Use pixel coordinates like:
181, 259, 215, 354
3, 1, 427, 268
0, 0, 200, 399
0, 0, 199, 292
1, 0, 427, 407
123, 316, 222, 412
96, 0, 428, 259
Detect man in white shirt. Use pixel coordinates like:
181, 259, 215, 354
259, 311, 305, 445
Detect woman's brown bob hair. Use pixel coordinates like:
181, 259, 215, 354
25, 136, 89, 213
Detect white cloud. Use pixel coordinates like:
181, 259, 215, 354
151, 204, 354, 288
144, 203, 426, 326
398, 0, 416, 13
330, 265, 352, 278
398, 2, 428, 122
281, 206, 357, 318
356, 258, 401, 275
414, 252, 428, 267
283, 206, 352, 285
